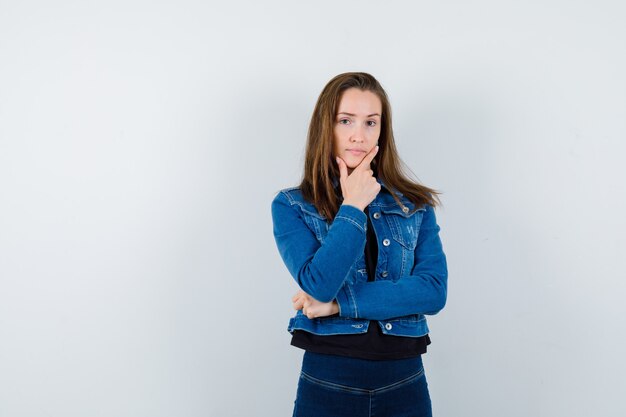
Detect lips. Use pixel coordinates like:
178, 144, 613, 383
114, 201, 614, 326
347, 149, 366, 156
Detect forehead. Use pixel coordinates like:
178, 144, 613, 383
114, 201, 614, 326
337, 88, 382, 115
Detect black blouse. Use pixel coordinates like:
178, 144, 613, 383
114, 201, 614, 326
290, 205, 430, 360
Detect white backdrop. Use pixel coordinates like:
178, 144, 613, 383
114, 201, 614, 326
1, 1, 625, 416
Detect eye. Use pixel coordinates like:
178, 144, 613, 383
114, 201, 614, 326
338, 118, 350, 125
367, 120, 377, 127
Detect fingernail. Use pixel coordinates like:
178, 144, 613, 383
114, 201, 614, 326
335, 156, 340, 164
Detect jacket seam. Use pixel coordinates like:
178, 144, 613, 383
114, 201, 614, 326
346, 284, 358, 319
335, 215, 365, 233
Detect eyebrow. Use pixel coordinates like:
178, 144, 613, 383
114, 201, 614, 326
337, 112, 381, 117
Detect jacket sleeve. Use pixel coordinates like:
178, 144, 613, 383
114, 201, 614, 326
271, 191, 367, 303
334, 204, 448, 320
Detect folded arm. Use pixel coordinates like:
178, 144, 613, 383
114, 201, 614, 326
335, 204, 448, 320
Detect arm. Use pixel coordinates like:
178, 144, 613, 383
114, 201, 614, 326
335, 204, 448, 320
271, 191, 367, 303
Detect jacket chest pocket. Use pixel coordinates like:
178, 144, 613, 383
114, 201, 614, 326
381, 205, 425, 249
380, 205, 425, 278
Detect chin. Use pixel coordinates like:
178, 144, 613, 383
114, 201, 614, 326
343, 154, 364, 164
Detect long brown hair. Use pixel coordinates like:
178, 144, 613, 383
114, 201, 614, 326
299, 72, 441, 221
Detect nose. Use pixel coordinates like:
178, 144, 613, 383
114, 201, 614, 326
350, 125, 365, 143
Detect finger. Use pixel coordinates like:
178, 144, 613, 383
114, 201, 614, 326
293, 298, 304, 310
336, 156, 348, 182
296, 294, 308, 305
292, 290, 307, 302
336, 156, 349, 197
355, 145, 379, 172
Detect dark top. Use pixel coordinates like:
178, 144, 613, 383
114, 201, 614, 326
290, 206, 431, 360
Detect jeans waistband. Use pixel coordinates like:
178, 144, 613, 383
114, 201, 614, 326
301, 351, 424, 390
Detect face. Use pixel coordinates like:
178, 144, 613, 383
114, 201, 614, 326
333, 88, 382, 174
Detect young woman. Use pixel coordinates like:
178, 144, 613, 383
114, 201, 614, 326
271, 72, 448, 417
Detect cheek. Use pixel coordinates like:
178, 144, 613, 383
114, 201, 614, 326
371, 127, 382, 141
333, 129, 346, 149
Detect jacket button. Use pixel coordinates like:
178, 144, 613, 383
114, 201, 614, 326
402, 206, 409, 213
385, 323, 393, 330
373, 212, 381, 219
381, 271, 389, 278
382, 238, 390, 246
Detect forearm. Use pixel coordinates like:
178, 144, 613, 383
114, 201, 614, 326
335, 272, 447, 320
296, 215, 365, 302
272, 194, 367, 302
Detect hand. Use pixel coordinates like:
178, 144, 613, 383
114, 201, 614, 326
292, 290, 339, 319
336, 146, 381, 211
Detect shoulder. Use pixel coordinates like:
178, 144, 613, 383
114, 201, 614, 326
271, 187, 307, 214
272, 186, 303, 205
271, 186, 326, 221
419, 203, 440, 230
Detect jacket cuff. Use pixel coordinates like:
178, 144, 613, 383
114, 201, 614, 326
334, 204, 367, 233
335, 284, 358, 319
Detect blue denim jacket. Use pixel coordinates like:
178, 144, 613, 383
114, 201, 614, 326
271, 177, 448, 338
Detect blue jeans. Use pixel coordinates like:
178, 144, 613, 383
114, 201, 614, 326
292, 351, 432, 417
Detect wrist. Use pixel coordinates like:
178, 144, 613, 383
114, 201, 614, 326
341, 200, 364, 211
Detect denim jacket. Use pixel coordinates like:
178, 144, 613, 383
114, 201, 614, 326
271, 177, 448, 338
